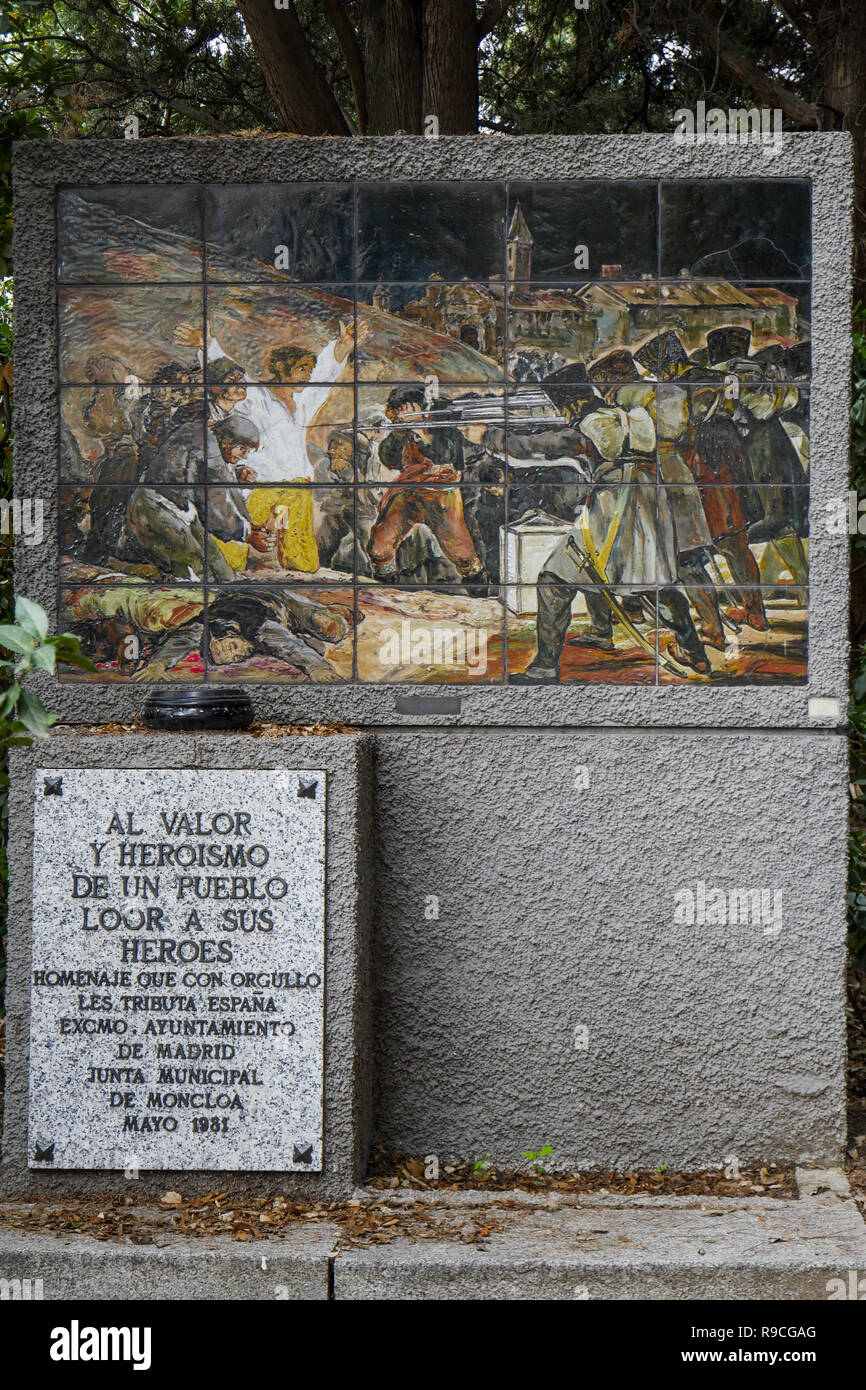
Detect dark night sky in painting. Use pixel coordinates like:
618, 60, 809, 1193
206, 184, 355, 282
659, 180, 812, 279
356, 182, 507, 282
507, 181, 659, 280
59, 179, 813, 286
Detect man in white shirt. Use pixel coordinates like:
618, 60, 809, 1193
174, 317, 369, 571
176, 317, 367, 481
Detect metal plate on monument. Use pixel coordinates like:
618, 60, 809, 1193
27, 768, 326, 1171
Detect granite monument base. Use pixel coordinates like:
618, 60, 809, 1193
2, 731, 373, 1201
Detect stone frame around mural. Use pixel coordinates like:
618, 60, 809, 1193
13, 134, 852, 728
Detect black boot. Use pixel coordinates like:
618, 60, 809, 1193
512, 575, 577, 682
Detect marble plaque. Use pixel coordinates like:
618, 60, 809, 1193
27, 768, 326, 1171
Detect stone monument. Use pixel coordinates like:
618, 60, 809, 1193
2, 133, 853, 1195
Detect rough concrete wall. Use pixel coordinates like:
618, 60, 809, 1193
2, 726, 849, 1177
370, 729, 848, 1168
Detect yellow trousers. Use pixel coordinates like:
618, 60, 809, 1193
213, 482, 320, 574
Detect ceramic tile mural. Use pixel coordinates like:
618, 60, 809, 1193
55, 180, 810, 685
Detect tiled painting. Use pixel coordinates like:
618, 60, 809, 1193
55, 180, 810, 684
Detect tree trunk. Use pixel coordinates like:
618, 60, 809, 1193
818, 0, 866, 298
237, 0, 351, 134
361, 0, 425, 133
423, 0, 478, 133
241, 0, 480, 137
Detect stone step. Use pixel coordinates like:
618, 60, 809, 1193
336, 1169, 866, 1300
0, 1223, 336, 1301
1, 1170, 863, 1301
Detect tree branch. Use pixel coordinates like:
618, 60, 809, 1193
477, 0, 513, 42
155, 94, 232, 132
21, 13, 236, 133
774, 1, 820, 52
688, 5, 820, 127
322, 0, 368, 131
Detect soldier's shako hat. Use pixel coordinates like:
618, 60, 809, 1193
543, 361, 590, 384
749, 343, 786, 371
783, 340, 811, 378
634, 331, 689, 380
677, 363, 728, 385
540, 361, 599, 419
706, 326, 751, 365
587, 349, 641, 382
683, 344, 732, 383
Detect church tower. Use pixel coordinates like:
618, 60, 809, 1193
506, 202, 533, 281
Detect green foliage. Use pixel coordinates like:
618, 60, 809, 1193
0, 595, 94, 729
0, 0, 388, 151
0, 276, 11, 360
478, 0, 819, 137
852, 314, 866, 461
0, 1, 823, 149
0, 0, 277, 137
0, 600, 93, 1009
521, 1144, 554, 1175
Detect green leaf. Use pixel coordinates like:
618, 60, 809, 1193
51, 633, 96, 670
14, 596, 48, 640
0, 624, 34, 655
60, 651, 97, 672
31, 644, 56, 672
0, 682, 20, 717
16, 687, 57, 737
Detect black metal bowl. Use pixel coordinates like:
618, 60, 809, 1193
141, 687, 254, 731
